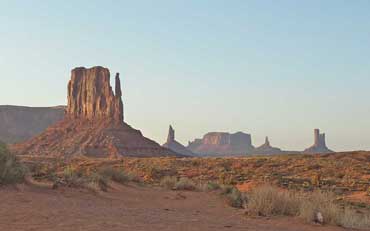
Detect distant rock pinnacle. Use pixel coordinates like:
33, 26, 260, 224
303, 129, 334, 154
253, 136, 283, 155
163, 125, 193, 156
167, 125, 175, 143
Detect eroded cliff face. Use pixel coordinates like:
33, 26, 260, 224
67, 67, 123, 123
12, 66, 179, 158
188, 132, 254, 156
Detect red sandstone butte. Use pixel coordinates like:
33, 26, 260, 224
12, 66, 180, 158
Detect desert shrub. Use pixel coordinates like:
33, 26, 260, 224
246, 185, 300, 216
99, 166, 138, 184
87, 172, 109, 192
160, 176, 178, 189
221, 185, 245, 208
62, 166, 86, 187
339, 208, 370, 229
201, 181, 221, 192
0, 142, 26, 185
299, 190, 341, 225
174, 177, 197, 191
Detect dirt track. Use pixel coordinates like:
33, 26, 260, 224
0, 183, 348, 231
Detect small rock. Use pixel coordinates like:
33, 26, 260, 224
315, 212, 324, 224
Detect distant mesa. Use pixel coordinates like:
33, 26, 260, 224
252, 136, 284, 155
0, 105, 65, 143
303, 129, 334, 154
187, 132, 255, 156
162, 125, 193, 156
12, 66, 180, 158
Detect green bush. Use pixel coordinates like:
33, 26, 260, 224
0, 142, 26, 185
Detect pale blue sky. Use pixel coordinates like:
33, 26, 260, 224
1, 0, 370, 151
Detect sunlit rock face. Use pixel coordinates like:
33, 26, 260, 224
67, 67, 123, 123
12, 66, 180, 158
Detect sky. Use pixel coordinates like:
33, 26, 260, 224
1, 0, 370, 151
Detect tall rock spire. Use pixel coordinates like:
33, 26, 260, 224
115, 73, 124, 123
167, 125, 175, 143
265, 136, 270, 146
115, 73, 122, 97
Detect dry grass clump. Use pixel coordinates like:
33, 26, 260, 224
174, 177, 197, 191
244, 185, 370, 229
53, 166, 141, 192
0, 142, 26, 185
99, 166, 139, 184
160, 176, 198, 191
61, 166, 108, 192
246, 185, 300, 216
299, 190, 341, 225
160, 176, 178, 189
87, 172, 109, 192
338, 208, 370, 229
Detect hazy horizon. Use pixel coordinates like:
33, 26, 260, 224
1, 1, 370, 151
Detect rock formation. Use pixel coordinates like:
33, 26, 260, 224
187, 132, 254, 156
303, 129, 334, 154
162, 125, 193, 156
0, 105, 65, 143
12, 66, 180, 158
252, 136, 284, 155
66, 67, 123, 123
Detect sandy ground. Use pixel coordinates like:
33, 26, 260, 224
0, 183, 350, 231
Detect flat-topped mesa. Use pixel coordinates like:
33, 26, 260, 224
66, 66, 124, 123
187, 132, 255, 156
